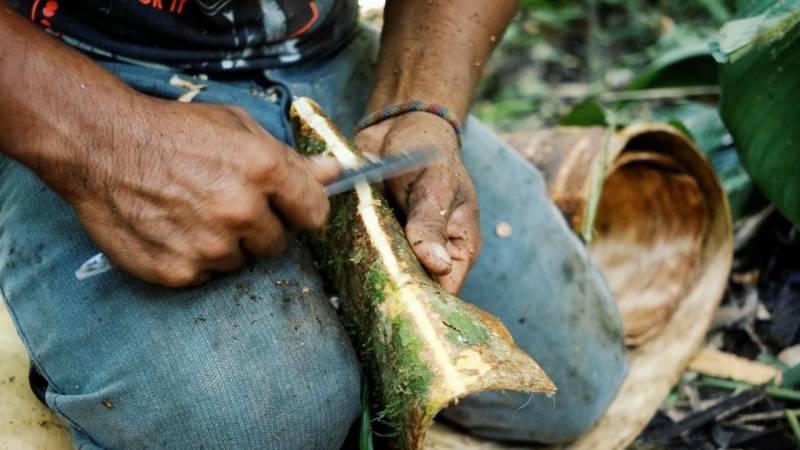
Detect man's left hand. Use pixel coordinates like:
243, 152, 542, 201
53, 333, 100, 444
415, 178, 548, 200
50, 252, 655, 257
355, 112, 481, 294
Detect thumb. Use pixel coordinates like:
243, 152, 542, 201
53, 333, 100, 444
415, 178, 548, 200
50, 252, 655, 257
405, 197, 453, 276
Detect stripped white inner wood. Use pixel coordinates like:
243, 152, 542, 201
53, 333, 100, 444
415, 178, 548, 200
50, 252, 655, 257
293, 98, 467, 397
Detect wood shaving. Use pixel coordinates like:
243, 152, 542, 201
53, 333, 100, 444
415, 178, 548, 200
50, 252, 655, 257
169, 75, 206, 103
495, 221, 512, 238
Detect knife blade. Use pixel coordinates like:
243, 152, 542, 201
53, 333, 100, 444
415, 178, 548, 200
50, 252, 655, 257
75, 148, 440, 280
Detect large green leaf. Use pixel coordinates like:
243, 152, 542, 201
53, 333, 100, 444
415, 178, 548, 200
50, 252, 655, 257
627, 40, 718, 90
717, 1, 800, 226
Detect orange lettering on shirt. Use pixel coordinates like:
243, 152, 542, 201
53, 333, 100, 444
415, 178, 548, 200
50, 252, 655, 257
139, 0, 151, 5
176, 0, 187, 14
152, 0, 163, 9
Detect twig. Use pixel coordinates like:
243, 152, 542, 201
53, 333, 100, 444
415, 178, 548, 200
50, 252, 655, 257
733, 409, 800, 424
546, 85, 721, 102
786, 410, 800, 444
580, 111, 615, 241
722, 421, 766, 433
585, 0, 603, 84
699, 377, 800, 402
599, 86, 721, 102
744, 322, 770, 355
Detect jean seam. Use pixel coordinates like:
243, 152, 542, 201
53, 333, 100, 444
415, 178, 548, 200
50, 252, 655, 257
49, 393, 104, 447
0, 281, 66, 391
0, 281, 102, 447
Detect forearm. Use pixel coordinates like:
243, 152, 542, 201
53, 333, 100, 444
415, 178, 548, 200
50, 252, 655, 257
366, 0, 518, 120
0, 9, 143, 192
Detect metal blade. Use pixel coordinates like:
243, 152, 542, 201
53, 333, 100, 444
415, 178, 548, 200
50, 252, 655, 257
324, 147, 440, 197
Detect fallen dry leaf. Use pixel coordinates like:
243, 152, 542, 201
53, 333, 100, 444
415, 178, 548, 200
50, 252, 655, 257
688, 348, 782, 385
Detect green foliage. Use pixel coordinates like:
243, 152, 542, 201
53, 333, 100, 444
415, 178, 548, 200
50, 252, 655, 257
559, 100, 607, 126
783, 363, 800, 389
698, 0, 732, 23
717, 2, 800, 226
359, 381, 374, 450
714, 0, 800, 62
626, 38, 717, 90
475, 0, 731, 130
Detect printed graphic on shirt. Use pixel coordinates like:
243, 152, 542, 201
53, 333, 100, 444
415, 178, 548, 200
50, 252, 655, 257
20, 0, 358, 71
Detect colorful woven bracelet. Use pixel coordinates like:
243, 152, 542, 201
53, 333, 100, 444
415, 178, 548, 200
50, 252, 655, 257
354, 100, 464, 148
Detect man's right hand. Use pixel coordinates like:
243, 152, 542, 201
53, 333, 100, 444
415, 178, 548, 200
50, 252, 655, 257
49, 99, 338, 287
1, 11, 336, 287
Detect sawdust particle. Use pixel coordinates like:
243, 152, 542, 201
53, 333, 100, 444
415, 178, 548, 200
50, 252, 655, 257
495, 221, 513, 238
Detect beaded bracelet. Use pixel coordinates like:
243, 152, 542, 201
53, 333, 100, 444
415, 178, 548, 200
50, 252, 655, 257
354, 100, 464, 148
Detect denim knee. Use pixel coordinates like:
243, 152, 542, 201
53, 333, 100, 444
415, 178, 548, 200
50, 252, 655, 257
47, 345, 362, 449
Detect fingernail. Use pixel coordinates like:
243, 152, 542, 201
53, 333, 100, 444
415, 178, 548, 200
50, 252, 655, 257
431, 243, 452, 266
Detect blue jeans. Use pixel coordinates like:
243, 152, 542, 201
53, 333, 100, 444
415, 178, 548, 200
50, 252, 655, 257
0, 27, 626, 448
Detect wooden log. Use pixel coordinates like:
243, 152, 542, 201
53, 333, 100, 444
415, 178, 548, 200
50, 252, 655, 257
290, 97, 556, 449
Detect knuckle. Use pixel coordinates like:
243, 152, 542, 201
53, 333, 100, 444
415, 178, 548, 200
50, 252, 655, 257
198, 237, 234, 261
213, 195, 261, 226
159, 263, 199, 288
408, 216, 448, 238
245, 152, 282, 184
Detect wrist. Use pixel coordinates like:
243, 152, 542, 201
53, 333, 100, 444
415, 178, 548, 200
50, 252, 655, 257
30, 89, 150, 201
356, 101, 464, 148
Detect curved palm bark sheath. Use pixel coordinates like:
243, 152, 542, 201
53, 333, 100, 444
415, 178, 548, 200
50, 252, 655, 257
290, 97, 556, 449
520, 125, 731, 347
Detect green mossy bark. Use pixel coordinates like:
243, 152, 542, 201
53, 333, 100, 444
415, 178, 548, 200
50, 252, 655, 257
432, 302, 490, 349
292, 117, 435, 446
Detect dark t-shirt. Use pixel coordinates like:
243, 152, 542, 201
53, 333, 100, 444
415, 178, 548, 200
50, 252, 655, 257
13, 0, 358, 71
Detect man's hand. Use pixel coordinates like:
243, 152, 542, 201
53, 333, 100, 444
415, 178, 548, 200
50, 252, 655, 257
0, 12, 337, 287
357, 0, 516, 293
51, 99, 337, 287
356, 112, 481, 294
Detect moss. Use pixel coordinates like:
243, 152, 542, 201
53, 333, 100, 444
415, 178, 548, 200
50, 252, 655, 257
377, 315, 435, 438
348, 233, 369, 265
295, 129, 327, 156
432, 302, 490, 349
327, 194, 358, 233
364, 260, 390, 304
